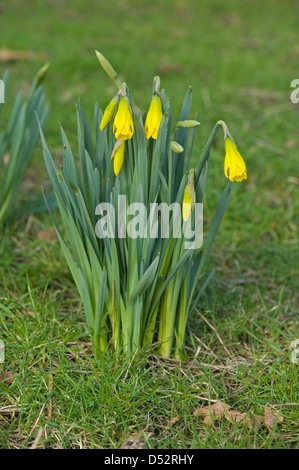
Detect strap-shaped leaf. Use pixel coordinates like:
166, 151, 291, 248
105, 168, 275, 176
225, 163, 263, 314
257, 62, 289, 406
94, 268, 107, 336
78, 269, 94, 329
129, 255, 160, 301
147, 248, 192, 320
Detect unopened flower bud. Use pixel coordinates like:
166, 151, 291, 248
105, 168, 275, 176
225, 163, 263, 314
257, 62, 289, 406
176, 120, 200, 129
100, 94, 119, 131
182, 169, 196, 221
113, 96, 134, 140
224, 137, 247, 182
145, 93, 163, 140
170, 141, 184, 153
95, 50, 118, 81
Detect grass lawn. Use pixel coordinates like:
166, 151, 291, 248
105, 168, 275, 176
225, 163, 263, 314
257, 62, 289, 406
0, 0, 298, 449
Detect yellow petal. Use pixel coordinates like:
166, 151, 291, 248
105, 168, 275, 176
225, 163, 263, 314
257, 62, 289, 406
100, 95, 118, 131
113, 97, 134, 140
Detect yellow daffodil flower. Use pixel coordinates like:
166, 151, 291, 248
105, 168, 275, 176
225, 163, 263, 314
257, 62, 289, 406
224, 137, 247, 182
144, 94, 163, 139
113, 97, 134, 140
100, 95, 119, 131
113, 142, 125, 175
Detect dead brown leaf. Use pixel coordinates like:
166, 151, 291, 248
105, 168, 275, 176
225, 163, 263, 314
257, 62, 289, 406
193, 400, 282, 431
156, 63, 183, 76
120, 435, 147, 449
193, 400, 230, 425
27, 310, 37, 318
238, 87, 283, 102
0, 370, 16, 385
228, 410, 263, 430
264, 403, 284, 431
0, 49, 47, 62
285, 138, 297, 149
37, 229, 57, 241
168, 415, 180, 426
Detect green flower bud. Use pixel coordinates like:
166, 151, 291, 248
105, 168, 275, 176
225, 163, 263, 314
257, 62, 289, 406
176, 120, 200, 129
170, 141, 184, 153
35, 62, 50, 86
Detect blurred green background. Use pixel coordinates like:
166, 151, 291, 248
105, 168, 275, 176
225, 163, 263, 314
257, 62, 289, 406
0, 0, 298, 292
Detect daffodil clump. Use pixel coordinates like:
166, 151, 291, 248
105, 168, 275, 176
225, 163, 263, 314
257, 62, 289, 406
40, 53, 247, 359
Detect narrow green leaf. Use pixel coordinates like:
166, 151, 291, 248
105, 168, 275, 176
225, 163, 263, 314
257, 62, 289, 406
129, 255, 160, 301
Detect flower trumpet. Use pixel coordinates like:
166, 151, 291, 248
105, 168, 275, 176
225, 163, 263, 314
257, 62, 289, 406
145, 93, 163, 140
224, 137, 247, 182
113, 141, 125, 176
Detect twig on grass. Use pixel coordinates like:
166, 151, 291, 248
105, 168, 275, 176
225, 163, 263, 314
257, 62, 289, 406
195, 308, 231, 355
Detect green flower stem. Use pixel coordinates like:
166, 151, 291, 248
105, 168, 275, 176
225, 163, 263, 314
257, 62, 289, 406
194, 121, 221, 185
